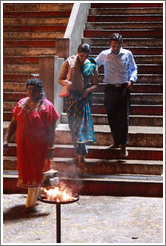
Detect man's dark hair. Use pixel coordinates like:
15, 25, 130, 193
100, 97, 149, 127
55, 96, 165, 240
109, 33, 123, 44
77, 43, 91, 54
26, 78, 46, 102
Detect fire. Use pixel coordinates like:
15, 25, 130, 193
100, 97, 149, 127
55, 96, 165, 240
43, 186, 75, 202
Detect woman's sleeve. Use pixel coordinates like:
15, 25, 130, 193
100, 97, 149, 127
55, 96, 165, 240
45, 102, 60, 128
12, 99, 22, 120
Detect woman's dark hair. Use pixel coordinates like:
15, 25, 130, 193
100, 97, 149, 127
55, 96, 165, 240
26, 78, 46, 103
109, 33, 123, 45
77, 43, 91, 54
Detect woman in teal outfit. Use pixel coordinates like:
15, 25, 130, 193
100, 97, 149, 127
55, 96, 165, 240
58, 43, 98, 166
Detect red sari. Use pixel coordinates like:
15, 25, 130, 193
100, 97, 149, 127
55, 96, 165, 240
13, 97, 60, 188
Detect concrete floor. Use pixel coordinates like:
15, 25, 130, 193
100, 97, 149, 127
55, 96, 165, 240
2, 194, 164, 244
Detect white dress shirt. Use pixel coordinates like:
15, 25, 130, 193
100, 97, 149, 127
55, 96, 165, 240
95, 48, 138, 84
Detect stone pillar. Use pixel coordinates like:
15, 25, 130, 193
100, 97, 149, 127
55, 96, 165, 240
39, 55, 55, 104
39, 55, 64, 120
55, 38, 69, 59
54, 56, 65, 118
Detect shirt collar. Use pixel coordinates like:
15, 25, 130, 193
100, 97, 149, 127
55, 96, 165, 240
109, 47, 124, 55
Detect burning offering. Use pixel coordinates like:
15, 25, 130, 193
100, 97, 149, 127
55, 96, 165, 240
39, 185, 79, 204
37, 181, 80, 243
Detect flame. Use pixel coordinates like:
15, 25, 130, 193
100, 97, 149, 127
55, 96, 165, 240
43, 186, 75, 202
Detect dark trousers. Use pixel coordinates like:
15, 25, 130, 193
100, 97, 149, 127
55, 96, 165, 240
104, 84, 130, 145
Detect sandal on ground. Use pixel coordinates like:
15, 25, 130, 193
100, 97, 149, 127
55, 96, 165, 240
23, 206, 37, 215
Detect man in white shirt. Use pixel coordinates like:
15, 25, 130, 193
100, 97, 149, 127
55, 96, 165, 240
95, 33, 138, 158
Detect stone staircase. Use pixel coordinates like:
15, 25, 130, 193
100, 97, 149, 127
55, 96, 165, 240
52, 3, 163, 196
3, 3, 73, 121
3, 3, 163, 197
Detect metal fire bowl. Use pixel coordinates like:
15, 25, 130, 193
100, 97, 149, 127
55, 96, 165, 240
37, 193, 79, 205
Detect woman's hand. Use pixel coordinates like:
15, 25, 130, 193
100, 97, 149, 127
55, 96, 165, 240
83, 88, 89, 98
66, 80, 72, 89
46, 148, 54, 159
66, 80, 72, 86
3, 115, 17, 155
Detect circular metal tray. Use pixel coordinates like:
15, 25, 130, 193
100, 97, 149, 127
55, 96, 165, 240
37, 193, 79, 205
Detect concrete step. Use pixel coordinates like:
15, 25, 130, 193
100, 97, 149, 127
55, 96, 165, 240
3, 73, 32, 83
82, 37, 163, 47
50, 158, 163, 175
86, 22, 163, 29
3, 122, 163, 147
3, 112, 163, 126
4, 64, 39, 74
91, 3, 163, 8
89, 7, 163, 15
3, 47, 56, 57
3, 17, 69, 26
92, 47, 163, 56
68, 173, 163, 197
3, 102, 163, 119
4, 10, 71, 18
98, 64, 163, 74
3, 144, 163, 161
4, 54, 163, 65
54, 124, 163, 148
3, 170, 163, 197
96, 83, 163, 93
4, 41, 56, 48
60, 113, 163, 127
98, 74, 163, 84
134, 74, 163, 83
3, 112, 13, 121
3, 82, 26, 92
4, 25, 66, 32
3, 91, 163, 105
3, 73, 163, 84
3, 156, 163, 176
106, 55, 162, 64
3, 32, 64, 40
84, 30, 162, 38
3, 3, 73, 12
4, 56, 39, 64
97, 64, 163, 74
92, 93, 163, 105
87, 15, 162, 22
3, 92, 27, 101
3, 107, 162, 122
3, 102, 19, 112
3, 82, 163, 94
90, 104, 163, 116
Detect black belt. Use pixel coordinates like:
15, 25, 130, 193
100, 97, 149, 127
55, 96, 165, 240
107, 83, 126, 88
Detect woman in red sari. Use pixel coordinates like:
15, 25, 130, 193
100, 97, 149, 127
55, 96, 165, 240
3, 78, 60, 213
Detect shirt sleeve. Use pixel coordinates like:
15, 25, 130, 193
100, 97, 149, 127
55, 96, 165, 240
95, 52, 104, 67
128, 52, 138, 82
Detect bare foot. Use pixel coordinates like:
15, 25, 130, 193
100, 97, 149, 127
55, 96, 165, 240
120, 144, 128, 158
105, 144, 119, 150
77, 155, 86, 167
23, 206, 37, 215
